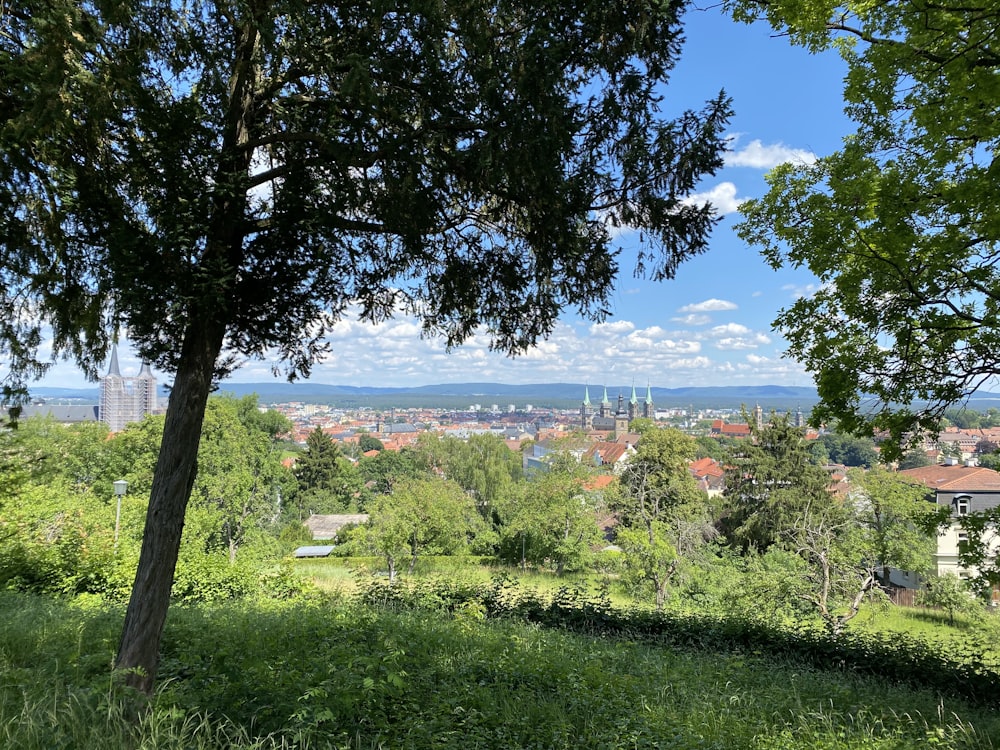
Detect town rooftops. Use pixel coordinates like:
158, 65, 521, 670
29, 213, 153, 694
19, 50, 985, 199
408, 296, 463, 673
898, 464, 1000, 491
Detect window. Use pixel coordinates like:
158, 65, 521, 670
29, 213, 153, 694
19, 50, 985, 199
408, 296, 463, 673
955, 496, 971, 516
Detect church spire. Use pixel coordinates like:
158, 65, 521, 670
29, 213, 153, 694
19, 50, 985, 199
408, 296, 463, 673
106, 344, 122, 378
583, 386, 591, 406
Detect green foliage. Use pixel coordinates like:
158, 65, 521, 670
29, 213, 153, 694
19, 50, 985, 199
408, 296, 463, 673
0, 402, 303, 603
356, 447, 426, 496
955, 508, 1000, 593
812, 432, 879, 468
847, 467, 943, 581
4, 0, 734, 689
728, 0, 1000, 456
496, 464, 602, 575
2, 586, 1000, 748
918, 574, 983, 626
898, 449, 933, 470
292, 427, 365, 517
613, 427, 710, 609
193, 396, 291, 563
363, 477, 483, 580
722, 413, 832, 553
419, 433, 524, 523
358, 434, 384, 453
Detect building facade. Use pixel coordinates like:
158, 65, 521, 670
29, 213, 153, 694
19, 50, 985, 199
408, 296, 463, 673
899, 463, 1000, 582
581, 383, 653, 437
99, 345, 157, 432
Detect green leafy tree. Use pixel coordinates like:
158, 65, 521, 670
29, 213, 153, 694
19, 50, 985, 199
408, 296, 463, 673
943, 409, 983, 431
813, 432, 878, 469
613, 427, 708, 610
236, 396, 293, 439
434, 433, 523, 522
499, 461, 601, 575
695, 435, 737, 462
3, 0, 731, 691
357, 448, 426, 498
728, 0, 1000, 456
364, 477, 480, 581
846, 467, 943, 586
358, 435, 384, 454
192, 396, 290, 563
722, 414, 832, 553
11, 417, 114, 491
917, 573, 982, 625
755, 467, 942, 634
956, 508, 1000, 595
977, 450, 1000, 472
782, 500, 882, 635
897, 449, 932, 471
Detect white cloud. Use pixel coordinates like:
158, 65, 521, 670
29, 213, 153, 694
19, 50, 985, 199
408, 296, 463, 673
682, 181, 744, 215
589, 320, 636, 337
725, 138, 817, 169
25, 308, 790, 391
671, 313, 711, 326
707, 323, 752, 337
714, 333, 772, 351
678, 299, 738, 314
781, 282, 824, 299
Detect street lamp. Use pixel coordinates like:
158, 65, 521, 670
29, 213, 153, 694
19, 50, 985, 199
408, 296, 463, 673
113, 479, 128, 553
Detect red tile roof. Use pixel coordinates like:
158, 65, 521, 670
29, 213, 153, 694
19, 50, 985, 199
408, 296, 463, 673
898, 464, 1000, 491
585, 474, 617, 491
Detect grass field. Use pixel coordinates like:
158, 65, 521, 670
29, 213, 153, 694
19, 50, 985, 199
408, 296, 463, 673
2, 575, 999, 749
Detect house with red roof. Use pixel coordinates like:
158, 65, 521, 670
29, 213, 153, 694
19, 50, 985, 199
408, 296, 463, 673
710, 419, 751, 438
590, 441, 636, 472
688, 456, 724, 496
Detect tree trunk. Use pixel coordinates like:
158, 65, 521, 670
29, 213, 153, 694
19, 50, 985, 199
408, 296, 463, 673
115, 321, 225, 693
114, 13, 257, 695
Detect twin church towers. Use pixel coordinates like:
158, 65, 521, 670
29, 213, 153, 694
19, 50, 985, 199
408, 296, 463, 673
580, 384, 654, 435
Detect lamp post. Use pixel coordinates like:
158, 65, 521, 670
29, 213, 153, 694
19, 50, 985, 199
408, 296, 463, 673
113, 480, 128, 554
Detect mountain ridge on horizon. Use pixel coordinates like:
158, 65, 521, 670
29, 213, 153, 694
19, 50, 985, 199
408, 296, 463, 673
27, 381, 1000, 410
29, 380, 820, 400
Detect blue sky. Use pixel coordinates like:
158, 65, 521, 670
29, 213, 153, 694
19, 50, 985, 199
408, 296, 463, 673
28, 7, 852, 391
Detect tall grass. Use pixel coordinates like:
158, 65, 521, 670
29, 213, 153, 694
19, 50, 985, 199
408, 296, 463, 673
1, 589, 998, 749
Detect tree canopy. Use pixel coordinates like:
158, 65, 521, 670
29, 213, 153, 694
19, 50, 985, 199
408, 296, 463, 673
721, 413, 832, 553
613, 427, 708, 609
727, 0, 1000, 456
3, 0, 731, 691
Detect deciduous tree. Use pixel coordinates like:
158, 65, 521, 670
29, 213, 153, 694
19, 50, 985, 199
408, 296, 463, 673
728, 0, 1000, 456
192, 396, 290, 563
3, 0, 730, 691
364, 477, 479, 581
613, 427, 708, 609
499, 460, 602, 575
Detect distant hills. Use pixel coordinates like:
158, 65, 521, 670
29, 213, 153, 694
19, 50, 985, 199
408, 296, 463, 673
28, 381, 825, 410
26, 381, 1000, 411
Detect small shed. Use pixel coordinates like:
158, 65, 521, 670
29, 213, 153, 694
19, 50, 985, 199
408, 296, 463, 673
293, 545, 336, 558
